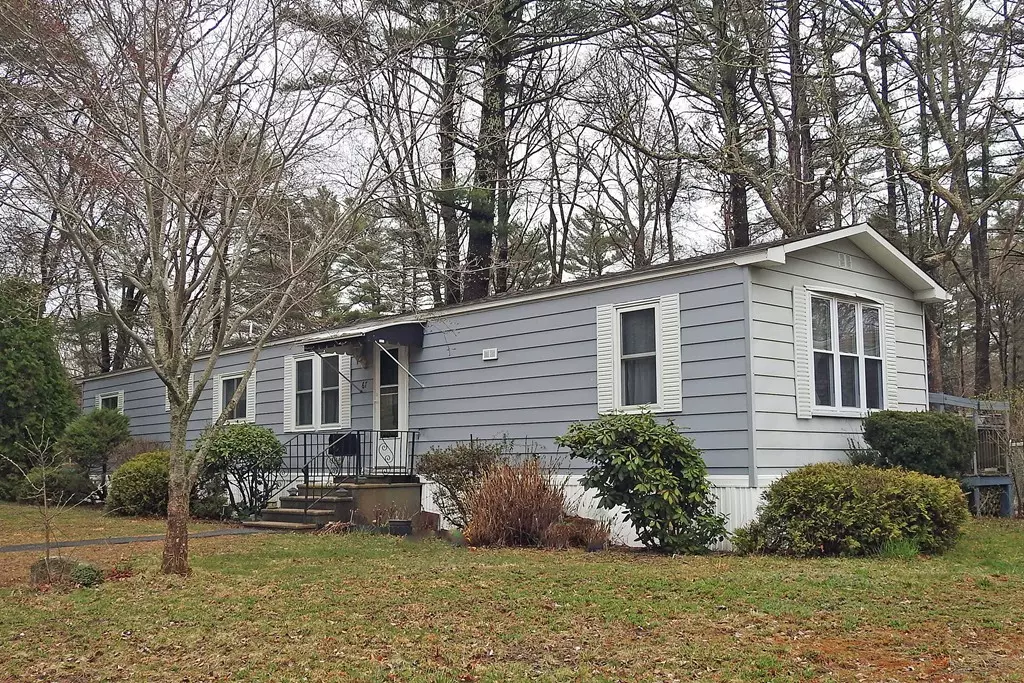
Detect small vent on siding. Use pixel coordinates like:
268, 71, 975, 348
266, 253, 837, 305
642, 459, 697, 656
481, 348, 498, 361
837, 253, 854, 269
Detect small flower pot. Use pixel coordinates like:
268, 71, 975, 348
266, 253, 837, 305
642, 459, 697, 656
388, 519, 413, 536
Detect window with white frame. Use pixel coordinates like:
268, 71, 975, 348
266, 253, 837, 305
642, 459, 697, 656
618, 305, 659, 407
219, 373, 249, 422
596, 295, 682, 414
284, 353, 351, 431
96, 391, 123, 413
320, 355, 342, 426
295, 358, 315, 427
810, 295, 884, 411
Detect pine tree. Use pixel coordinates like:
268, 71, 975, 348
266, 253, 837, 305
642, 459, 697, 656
0, 278, 79, 499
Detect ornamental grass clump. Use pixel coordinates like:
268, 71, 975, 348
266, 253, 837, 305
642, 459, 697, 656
465, 459, 568, 547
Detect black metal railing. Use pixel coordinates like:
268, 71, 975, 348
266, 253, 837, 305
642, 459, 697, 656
281, 430, 418, 481
265, 430, 418, 517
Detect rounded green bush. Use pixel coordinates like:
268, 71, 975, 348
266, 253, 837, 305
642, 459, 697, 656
198, 423, 284, 518
733, 463, 970, 557
17, 465, 95, 505
862, 410, 976, 479
106, 451, 170, 516
557, 412, 727, 554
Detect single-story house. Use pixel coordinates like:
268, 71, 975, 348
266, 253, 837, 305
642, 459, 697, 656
80, 224, 948, 541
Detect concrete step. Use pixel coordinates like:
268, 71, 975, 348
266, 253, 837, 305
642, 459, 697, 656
292, 486, 349, 499
278, 495, 353, 511
259, 507, 335, 525
241, 520, 318, 531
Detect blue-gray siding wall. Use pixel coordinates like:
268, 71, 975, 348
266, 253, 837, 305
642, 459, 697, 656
749, 238, 930, 475
80, 343, 376, 447
409, 265, 751, 474
80, 265, 753, 476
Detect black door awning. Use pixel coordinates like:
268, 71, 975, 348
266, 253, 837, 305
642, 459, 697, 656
301, 320, 425, 354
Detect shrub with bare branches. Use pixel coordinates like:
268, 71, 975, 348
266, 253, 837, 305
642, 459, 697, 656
465, 459, 568, 548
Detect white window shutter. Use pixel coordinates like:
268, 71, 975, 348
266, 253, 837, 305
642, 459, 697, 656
117, 391, 125, 414
793, 285, 813, 419
595, 305, 615, 414
164, 385, 170, 412
212, 374, 222, 421
282, 356, 295, 433
94, 394, 101, 411
246, 370, 257, 423
659, 294, 682, 412
188, 373, 196, 401
883, 301, 900, 409
339, 354, 352, 428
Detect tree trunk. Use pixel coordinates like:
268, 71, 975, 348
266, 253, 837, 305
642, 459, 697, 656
161, 411, 191, 575
92, 269, 112, 373
925, 305, 944, 393
464, 17, 508, 302
730, 176, 750, 247
713, 0, 750, 248
971, 138, 992, 394
878, 7, 898, 232
439, 34, 462, 305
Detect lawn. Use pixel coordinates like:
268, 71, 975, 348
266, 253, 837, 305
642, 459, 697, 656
0, 502, 230, 547
0, 510, 1022, 682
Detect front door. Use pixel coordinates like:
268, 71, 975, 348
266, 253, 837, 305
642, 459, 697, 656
373, 345, 408, 471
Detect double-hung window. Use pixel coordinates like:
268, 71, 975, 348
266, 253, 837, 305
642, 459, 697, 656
295, 358, 315, 428
596, 295, 682, 414
811, 295, 884, 412
216, 372, 255, 423
321, 355, 342, 427
96, 391, 124, 413
619, 306, 659, 407
285, 353, 351, 431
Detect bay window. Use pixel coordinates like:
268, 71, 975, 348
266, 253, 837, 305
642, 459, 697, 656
811, 295, 884, 412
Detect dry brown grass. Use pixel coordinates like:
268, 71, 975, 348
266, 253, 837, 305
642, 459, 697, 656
1, 516, 1023, 681
0, 501, 227, 548
541, 515, 612, 550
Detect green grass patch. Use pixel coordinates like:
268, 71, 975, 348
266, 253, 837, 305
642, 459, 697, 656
0, 501, 229, 546
0, 508, 1022, 681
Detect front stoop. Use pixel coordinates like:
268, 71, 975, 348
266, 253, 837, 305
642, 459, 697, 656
242, 483, 354, 531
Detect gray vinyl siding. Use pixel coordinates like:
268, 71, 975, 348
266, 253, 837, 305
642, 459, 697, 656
80, 342, 377, 448
749, 238, 930, 475
84, 265, 753, 476
409, 266, 751, 475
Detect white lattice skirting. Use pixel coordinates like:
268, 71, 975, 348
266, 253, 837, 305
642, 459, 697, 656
420, 474, 777, 551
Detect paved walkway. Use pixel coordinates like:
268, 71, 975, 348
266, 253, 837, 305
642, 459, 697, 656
0, 527, 273, 554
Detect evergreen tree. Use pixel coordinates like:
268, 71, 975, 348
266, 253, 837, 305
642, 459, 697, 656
0, 278, 79, 499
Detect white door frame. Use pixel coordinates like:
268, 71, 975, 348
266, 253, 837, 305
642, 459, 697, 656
372, 344, 409, 469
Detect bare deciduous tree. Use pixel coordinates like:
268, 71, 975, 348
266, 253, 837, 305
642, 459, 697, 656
1, 0, 379, 574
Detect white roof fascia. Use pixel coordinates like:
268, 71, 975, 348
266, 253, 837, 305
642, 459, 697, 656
299, 319, 425, 346
740, 224, 950, 304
